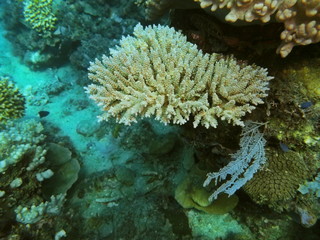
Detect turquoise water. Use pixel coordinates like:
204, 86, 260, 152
0, 1, 319, 239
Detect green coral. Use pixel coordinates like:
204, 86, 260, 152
0, 77, 25, 123
23, 0, 57, 37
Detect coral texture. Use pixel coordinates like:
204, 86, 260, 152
0, 76, 25, 123
194, 0, 320, 57
0, 119, 46, 173
23, 0, 57, 37
243, 148, 309, 209
86, 24, 272, 128
15, 194, 65, 224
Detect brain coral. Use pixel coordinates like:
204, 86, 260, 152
86, 24, 272, 128
0, 77, 25, 123
243, 148, 309, 211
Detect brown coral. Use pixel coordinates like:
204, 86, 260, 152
243, 148, 309, 211
195, 0, 320, 57
141, 0, 320, 57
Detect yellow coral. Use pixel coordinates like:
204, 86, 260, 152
0, 77, 25, 123
23, 0, 57, 37
174, 173, 238, 214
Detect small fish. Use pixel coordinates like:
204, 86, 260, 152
279, 142, 290, 152
38, 111, 50, 118
300, 101, 313, 109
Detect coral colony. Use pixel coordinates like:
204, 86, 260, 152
0, 0, 319, 239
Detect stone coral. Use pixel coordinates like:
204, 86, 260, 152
23, 0, 57, 37
0, 76, 25, 123
194, 0, 320, 57
86, 24, 272, 128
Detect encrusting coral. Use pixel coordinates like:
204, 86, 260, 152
0, 76, 25, 123
86, 24, 272, 128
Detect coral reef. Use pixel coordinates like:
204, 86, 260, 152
3, 0, 144, 70
86, 24, 272, 128
0, 76, 25, 123
240, 55, 320, 226
2, 0, 320, 237
0, 117, 78, 238
0, 119, 49, 235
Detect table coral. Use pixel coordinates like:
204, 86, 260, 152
86, 24, 272, 128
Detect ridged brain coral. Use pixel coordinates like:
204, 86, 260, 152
243, 148, 309, 210
86, 24, 272, 128
0, 77, 25, 123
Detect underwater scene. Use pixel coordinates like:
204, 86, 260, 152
0, 0, 320, 239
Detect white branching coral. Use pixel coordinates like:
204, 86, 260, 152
86, 24, 272, 128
